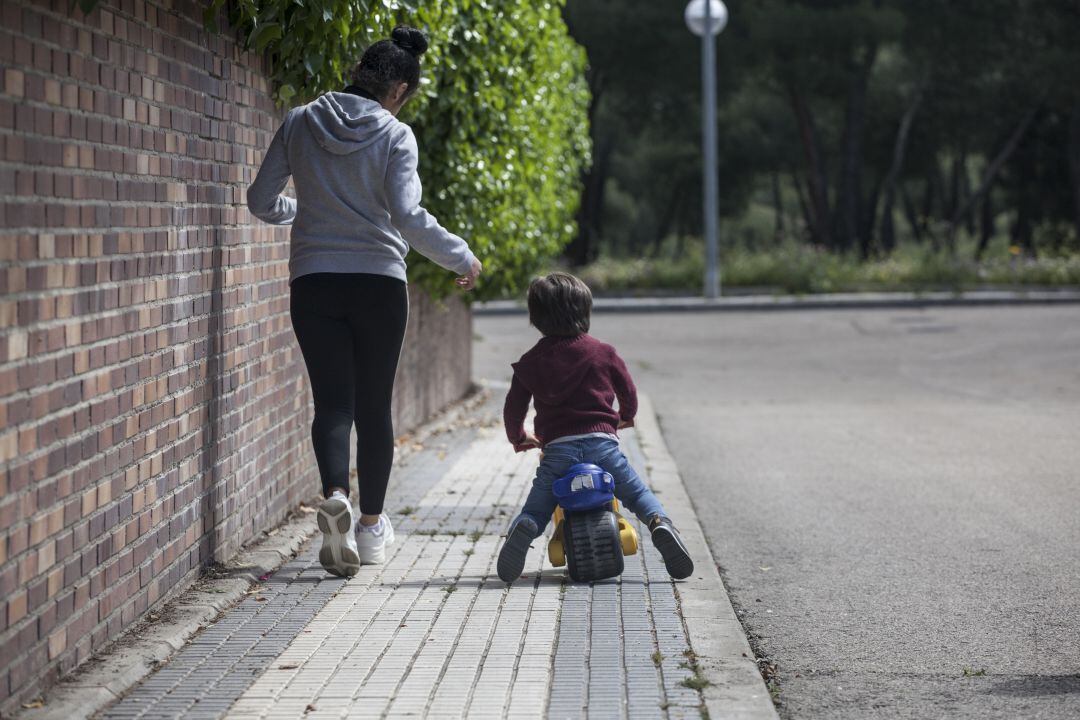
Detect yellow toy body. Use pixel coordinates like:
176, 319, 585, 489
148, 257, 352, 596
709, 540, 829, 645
548, 500, 638, 569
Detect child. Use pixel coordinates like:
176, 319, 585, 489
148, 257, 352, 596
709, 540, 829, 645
497, 272, 694, 583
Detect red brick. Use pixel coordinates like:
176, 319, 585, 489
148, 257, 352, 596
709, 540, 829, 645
0, 0, 451, 707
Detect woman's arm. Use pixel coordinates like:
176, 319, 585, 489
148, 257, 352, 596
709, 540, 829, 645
386, 127, 477, 274
247, 113, 297, 225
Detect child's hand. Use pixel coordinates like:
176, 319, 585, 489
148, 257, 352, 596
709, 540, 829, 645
617, 419, 634, 430
514, 433, 541, 452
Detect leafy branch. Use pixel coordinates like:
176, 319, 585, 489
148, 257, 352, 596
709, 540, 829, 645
72, 0, 591, 298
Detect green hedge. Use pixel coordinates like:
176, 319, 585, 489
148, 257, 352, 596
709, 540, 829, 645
202, 0, 591, 299
571, 240, 1080, 296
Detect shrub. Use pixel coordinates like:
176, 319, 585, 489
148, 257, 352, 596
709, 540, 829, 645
567, 239, 1080, 296
192, 0, 591, 299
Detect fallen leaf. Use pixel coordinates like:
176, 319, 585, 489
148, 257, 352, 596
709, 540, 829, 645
278, 663, 300, 670
22, 699, 45, 709
258, 573, 272, 581
759, 566, 772, 572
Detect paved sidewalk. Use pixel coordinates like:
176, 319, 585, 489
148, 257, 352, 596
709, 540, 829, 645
89, 392, 775, 720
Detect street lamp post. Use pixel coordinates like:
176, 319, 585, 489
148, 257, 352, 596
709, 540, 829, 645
684, 0, 727, 299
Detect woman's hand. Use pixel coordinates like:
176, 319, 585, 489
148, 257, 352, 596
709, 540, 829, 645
456, 257, 482, 291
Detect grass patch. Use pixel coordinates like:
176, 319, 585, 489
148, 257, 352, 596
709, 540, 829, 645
678, 649, 713, 690
962, 667, 987, 677
443, 584, 457, 594
398, 506, 416, 516
566, 237, 1080, 296
468, 530, 484, 543
679, 672, 712, 690
652, 650, 664, 666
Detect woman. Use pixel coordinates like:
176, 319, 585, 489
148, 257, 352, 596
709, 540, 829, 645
247, 27, 482, 577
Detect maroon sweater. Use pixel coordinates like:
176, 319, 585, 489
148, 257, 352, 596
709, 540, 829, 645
503, 333, 638, 452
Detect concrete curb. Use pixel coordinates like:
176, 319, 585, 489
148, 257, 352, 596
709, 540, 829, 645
635, 394, 779, 720
475, 289, 1080, 315
13, 389, 492, 720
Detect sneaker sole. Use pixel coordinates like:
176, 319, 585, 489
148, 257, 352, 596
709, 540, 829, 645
497, 522, 533, 583
652, 526, 694, 580
318, 498, 361, 577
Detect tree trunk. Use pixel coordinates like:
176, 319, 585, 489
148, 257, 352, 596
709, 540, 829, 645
948, 102, 1043, 246
1069, 100, 1080, 247
772, 172, 785, 242
834, 42, 878, 253
921, 173, 940, 250
975, 189, 994, 260
569, 136, 612, 265
879, 88, 923, 254
791, 170, 813, 243
948, 150, 963, 220
861, 174, 882, 259
900, 183, 923, 244
1012, 137, 1039, 258
566, 72, 606, 266
652, 178, 687, 256
789, 88, 831, 247
961, 149, 976, 236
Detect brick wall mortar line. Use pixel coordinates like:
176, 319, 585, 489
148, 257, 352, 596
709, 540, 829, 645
0, 377, 312, 592
0, 347, 303, 478
0, 297, 295, 390
0, 4, 275, 107
0, 277, 293, 349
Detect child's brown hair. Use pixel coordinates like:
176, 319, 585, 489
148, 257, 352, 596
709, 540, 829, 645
527, 272, 592, 336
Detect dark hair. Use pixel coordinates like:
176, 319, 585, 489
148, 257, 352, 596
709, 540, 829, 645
527, 272, 593, 337
350, 26, 429, 101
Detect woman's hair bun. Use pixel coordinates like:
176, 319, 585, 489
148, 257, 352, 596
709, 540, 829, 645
391, 26, 428, 57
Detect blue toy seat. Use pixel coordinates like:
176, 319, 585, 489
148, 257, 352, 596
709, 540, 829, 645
552, 463, 615, 512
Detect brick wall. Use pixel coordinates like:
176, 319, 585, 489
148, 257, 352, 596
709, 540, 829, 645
0, 0, 472, 709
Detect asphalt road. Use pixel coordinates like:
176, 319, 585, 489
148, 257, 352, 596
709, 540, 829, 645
473, 305, 1080, 719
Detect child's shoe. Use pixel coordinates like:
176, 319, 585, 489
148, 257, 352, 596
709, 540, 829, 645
355, 515, 394, 565
649, 515, 694, 579
318, 493, 362, 577
497, 516, 538, 583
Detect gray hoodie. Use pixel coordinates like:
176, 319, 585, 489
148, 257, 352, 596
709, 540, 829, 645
247, 91, 477, 283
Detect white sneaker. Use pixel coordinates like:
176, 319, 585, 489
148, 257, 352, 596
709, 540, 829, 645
355, 514, 394, 565
317, 495, 361, 577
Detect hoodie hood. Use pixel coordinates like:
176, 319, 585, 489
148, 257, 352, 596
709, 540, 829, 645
512, 334, 599, 405
304, 91, 396, 155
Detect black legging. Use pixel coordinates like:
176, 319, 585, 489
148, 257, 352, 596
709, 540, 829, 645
289, 272, 408, 513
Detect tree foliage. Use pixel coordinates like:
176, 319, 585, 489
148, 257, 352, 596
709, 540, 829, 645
568, 0, 1080, 266
107, 0, 590, 300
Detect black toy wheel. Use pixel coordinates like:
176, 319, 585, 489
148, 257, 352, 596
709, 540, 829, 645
564, 508, 624, 582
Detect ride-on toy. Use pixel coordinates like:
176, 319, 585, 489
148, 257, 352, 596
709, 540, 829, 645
546, 463, 639, 582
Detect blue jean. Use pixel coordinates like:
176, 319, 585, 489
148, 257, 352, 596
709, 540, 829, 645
514, 436, 665, 537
